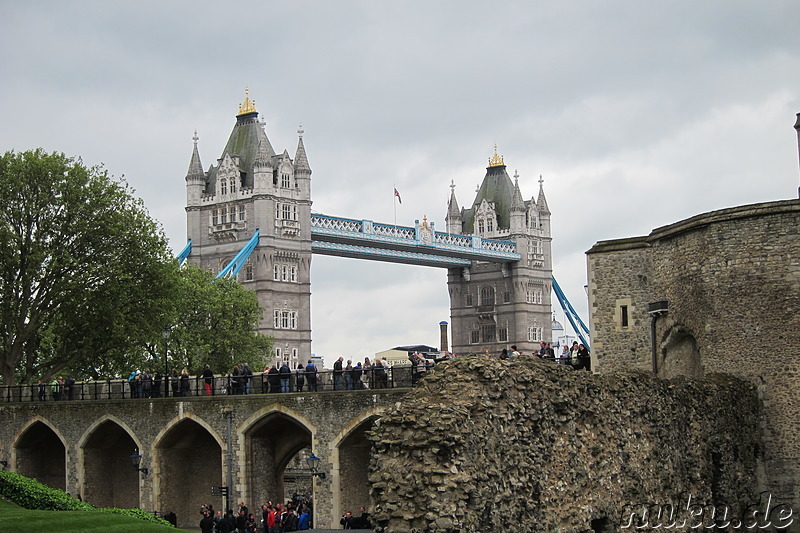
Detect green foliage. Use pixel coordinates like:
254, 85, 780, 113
0, 149, 178, 385
0, 470, 93, 511
164, 264, 272, 375
0, 471, 175, 529
95, 506, 174, 526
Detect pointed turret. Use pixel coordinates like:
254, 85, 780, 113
294, 125, 312, 200
294, 125, 311, 173
536, 175, 550, 214
185, 131, 206, 207
446, 179, 462, 234
186, 131, 204, 180
510, 171, 525, 211
509, 170, 526, 234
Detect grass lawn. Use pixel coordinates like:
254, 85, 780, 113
0, 496, 191, 532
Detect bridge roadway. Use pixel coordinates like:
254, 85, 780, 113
0, 378, 411, 530
310, 213, 521, 267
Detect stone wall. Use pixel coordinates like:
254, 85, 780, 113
368, 357, 761, 533
0, 389, 408, 529
586, 199, 800, 508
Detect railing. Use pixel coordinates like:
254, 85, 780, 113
0, 366, 417, 403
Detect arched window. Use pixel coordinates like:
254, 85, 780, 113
220, 179, 227, 196
480, 286, 495, 307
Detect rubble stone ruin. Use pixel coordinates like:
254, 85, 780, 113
368, 357, 761, 533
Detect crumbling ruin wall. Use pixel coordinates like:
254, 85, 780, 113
368, 358, 761, 533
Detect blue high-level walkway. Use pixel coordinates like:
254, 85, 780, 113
310, 213, 520, 268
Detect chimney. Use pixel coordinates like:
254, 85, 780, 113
439, 321, 449, 353
795, 113, 800, 198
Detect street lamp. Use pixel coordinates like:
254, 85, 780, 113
305, 453, 326, 479
129, 451, 148, 475
162, 327, 171, 398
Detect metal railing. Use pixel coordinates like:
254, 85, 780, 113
0, 365, 416, 403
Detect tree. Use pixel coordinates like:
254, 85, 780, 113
163, 265, 272, 376
0, 149, 177, 385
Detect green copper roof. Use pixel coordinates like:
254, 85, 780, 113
462, 165, 515, 233
205, 113, 276, 193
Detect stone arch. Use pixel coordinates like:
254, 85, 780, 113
329, 406, 388, 525
659, 325, 703, 379
13, 416, 67, 491
240, 404, 316, 510
154, 414, 223, 528
78, 415, 141, 508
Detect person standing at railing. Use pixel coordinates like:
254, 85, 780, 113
333, 357, 344, 390
180, 368, 190, 396
171, 369, 180, 397
231, 365, 242, 395
363, 357, 373, 389
141, 369, 152, 398
295, 362, 305, 392
37, 380, 46, 401
344, 359, 353, 390
51, 377, 63, 401
279, 360, 291, 393
352, 361, 363, 389
202, 365, 214, 396
305, 360, 318, 392
373, 359, 387, 389
267, 364, 280, 393
242, 363, 253, 395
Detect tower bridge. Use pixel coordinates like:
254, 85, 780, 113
185, 91, 555, 367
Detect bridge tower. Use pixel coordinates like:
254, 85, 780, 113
446, 147, 553, 355
184, 89, 312, 368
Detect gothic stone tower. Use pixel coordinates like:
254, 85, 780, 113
446, 147, 553, 355
185, 90, 312, 367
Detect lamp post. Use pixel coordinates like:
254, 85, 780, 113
305, 452, 326, 479
162, 327, 171, 398
129, 451, 148, 475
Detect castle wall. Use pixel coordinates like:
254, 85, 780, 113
0, 389, 408, 529
587, 199, 800, 511
369, 358, 765, 532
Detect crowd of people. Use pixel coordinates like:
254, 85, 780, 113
485, 341, 591, 371
29, 341, 590, 402
331, 356, 390, 391
196, 495, 371, 532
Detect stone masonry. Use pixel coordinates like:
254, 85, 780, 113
368, 357, 762, 533
0, 388, 408, 529
586, 199, 800, 511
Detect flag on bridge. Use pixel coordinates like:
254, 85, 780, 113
394, 187, 402, 204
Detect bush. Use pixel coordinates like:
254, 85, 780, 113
0, 471, 93, 511
0, 471, 173, 527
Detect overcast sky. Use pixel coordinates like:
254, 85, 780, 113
2, 1, 799, 366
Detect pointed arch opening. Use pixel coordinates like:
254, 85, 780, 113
335, 415, 379, 518
244, 411, 313, 509
15, 420, 66, 491
81, 419, 139, 508
156, 418, 222, 528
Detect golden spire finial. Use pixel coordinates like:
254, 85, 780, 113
488, 144, 505, 167
237, 87, 258, 115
